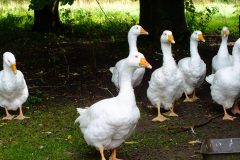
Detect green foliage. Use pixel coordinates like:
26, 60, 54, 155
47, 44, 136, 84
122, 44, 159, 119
233, 2, 240, 15
60, 8, 137, 38
0, 9, 33, 31
29, 0, 74, 10
26, 90, 43, 104
185, 0, 219, 32
0, 0, 238, 39
60, 8, 74, 25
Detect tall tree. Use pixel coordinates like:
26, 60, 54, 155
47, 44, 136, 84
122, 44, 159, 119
29, 0, 74, 32
139, 0, 189, 48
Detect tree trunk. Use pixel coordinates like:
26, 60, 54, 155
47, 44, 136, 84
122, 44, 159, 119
140, 0, 189, 49
33, 0, 61, 32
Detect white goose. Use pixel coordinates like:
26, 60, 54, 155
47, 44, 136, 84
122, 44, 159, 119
206, 38, 240, 121
109, 25, 148, 89
147, 30, 184, 122
211, 26, 232, 73
75, 52, 152, 160
0, 52, 29, 120
178, 31, 206, 102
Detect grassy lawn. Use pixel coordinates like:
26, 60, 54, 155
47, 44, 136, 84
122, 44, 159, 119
0, 98, 196, 160
0, 101, 84, 159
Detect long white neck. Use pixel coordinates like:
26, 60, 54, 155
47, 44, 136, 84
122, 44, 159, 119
190, 39, 200, 57
232, 43, 240, 71
128, 33, 138, 53
161, 42, 176, 67
3, 63, 15, 75
190, 39, 201, 65
117, 63, 136, 105
217, 36, 229, 56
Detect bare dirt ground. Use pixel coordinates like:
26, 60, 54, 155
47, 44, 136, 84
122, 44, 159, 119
3, 35, 240, 160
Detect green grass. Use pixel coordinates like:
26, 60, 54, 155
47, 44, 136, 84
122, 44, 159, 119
0, 0, 238, 40
0, 99, 195, 160
0, 101, 86, 159
194, 2, 239, 36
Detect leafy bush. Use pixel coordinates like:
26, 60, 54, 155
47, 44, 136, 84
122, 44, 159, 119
60, 8, 137, 38
185, 0, 219, 32
0, 8, 33, 31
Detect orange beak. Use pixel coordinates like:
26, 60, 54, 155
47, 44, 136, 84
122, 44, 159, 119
140, 27, 149, 35
11, 64, 17, 74
168, 35, 175, 43
198, 34, 205, 42
139, 58, 152, 69
223, 30, 228, 37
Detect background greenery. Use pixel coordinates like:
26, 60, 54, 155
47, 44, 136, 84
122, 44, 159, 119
0, 0, 239, 39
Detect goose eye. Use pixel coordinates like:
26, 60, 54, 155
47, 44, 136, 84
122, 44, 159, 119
135, 55, 138, 58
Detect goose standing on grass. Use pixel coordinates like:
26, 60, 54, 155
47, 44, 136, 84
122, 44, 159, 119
109, 25, 148, 89
147, 30, 184, 122
211, 26, 232, 73
75, 52, 152, 160
205, 38, 240, 121
178, 31, 206, 102
0, 52, 29, 120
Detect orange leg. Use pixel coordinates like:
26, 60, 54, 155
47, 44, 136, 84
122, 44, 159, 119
191, 90, 199, 101
2, 107, 14, 120
99, 147, 106, 160
109, 148, 122, 160
14, 105, 30, 120
223, 106, 236, 121
231, 104, 240, 115
152, 104, 169, 122
183, 90, 199, 102
163, 107, 178, 117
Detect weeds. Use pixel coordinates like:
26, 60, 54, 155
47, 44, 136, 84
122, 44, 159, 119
26, 90, 43, 105
185, 0, 219, 32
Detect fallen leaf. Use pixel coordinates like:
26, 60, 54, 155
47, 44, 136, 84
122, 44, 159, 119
188, 140, 202, 145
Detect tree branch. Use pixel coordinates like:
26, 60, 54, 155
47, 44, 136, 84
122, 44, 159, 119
168, 114, 223, 133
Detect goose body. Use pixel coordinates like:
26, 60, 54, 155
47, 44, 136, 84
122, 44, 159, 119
206, 38, 240, 121
147, 30, 184, 122
110, 25, 148, 89
178, 31, 206, 102
0, 52, 29, 120
76, 52, 152, 159
211, 26, 232, 73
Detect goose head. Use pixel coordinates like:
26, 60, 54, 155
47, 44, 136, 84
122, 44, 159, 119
160, 30, 175, 44
128, 25, 149, 37
221, 26, 230, 37
3, 52, 17, 74
127, 52, 152, 69
191, 31, 205, 42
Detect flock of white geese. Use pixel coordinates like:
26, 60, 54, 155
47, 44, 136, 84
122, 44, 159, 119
0, 25, 240, 160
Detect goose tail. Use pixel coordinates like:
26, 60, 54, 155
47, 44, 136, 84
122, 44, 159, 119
205, 74, 215, 84
74, 107, 88, 124
109, 67, 115, 73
